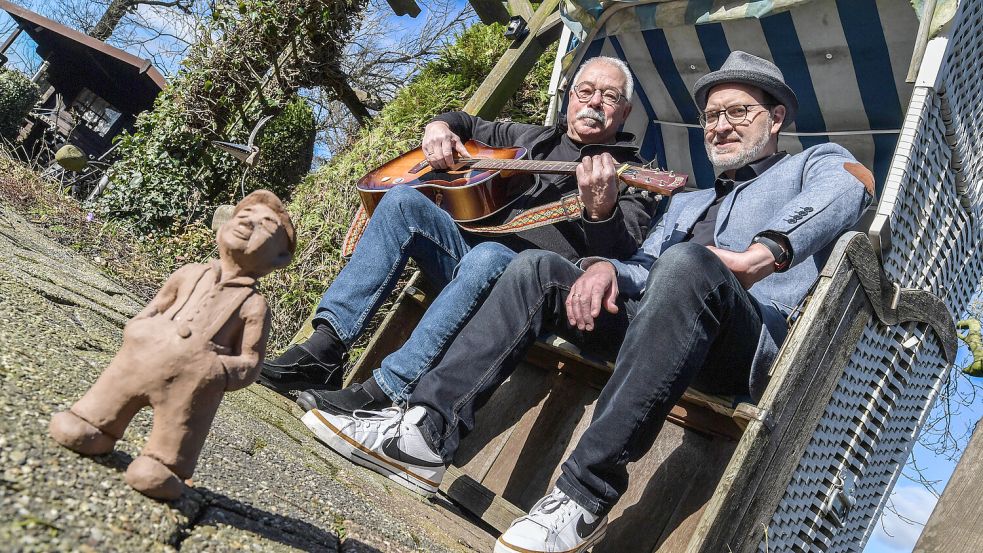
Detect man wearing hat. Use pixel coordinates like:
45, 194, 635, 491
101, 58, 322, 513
301, 51, 874, 553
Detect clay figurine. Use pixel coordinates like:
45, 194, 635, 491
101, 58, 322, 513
49, 190, 296, 500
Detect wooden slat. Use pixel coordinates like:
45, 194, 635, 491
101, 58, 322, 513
596, 424, 736, 552
535, 10, 564, 41
453, 361, 553, 481
440, 466, 525, 533
483, 372, 596, 507
525, 335, 748, 440
464, 0, 562, 120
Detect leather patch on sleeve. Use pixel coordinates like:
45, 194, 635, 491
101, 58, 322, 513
844, 162, 875, 196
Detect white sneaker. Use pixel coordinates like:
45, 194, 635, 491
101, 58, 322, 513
495, 487, 608, 553
302, 406, 445, 497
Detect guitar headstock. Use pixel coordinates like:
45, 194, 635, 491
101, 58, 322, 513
618, 165, 688, 196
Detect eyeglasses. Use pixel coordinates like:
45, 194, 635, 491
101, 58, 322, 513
572, 83, 626, 106
699, 104, 776, 129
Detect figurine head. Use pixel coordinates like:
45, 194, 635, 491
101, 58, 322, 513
218, 190, 296, 278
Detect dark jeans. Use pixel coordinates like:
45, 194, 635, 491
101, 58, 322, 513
410, 242, 763, 515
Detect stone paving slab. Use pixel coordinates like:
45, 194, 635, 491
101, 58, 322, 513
0, 201, 495, 553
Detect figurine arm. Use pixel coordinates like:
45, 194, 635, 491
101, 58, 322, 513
219, 294, 270, 391
133, 265, 198, 321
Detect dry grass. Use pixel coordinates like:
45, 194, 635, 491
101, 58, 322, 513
0, 153, 214, 302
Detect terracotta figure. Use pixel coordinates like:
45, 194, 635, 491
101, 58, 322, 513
49, 190, 295, 500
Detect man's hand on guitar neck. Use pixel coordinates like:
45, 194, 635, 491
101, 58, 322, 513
576, 153, 619, 221
423, 121, 471, 170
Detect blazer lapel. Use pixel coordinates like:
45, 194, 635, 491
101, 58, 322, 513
674, 189, 717, 235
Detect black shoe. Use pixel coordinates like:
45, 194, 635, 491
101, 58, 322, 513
297, 380, 393, 415
258, 343, 345, 397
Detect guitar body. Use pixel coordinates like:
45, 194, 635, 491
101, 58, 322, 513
357, 141, 528, 222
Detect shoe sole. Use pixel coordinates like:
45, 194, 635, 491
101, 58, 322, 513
296, 392, 318, 412
257, 373, 338, 397
301, 409, 439, 498
493, 526, 607, 553
296, 392, 389, 416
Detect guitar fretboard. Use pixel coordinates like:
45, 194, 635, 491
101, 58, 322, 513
468, 159, 580, 174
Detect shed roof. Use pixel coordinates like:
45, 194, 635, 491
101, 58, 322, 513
0, 0, 166, 108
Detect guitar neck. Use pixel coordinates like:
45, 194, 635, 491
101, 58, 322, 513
463, 157, 687, 197
468, 158, 580, 175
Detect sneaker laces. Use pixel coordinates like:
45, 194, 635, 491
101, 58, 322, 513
351, 407, 404, 433
519, 488, 575, 532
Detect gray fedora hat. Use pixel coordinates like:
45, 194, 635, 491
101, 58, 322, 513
693, 51, 798, 130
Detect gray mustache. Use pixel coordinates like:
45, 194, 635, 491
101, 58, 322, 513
576, 107, 606, 124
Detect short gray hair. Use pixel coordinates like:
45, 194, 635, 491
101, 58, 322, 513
571, 56, 634, 102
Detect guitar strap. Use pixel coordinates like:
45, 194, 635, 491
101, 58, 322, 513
340, 194, 585, 257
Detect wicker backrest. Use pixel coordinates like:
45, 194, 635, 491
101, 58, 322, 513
761, 1, 983, 550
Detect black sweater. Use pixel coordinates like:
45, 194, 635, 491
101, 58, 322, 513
433, 112, 660, 262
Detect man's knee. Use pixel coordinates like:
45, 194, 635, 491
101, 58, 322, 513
646, 242, 724, 287
501, 250, 573, 285
374, 185, 431, 217
454, 243, 516, 281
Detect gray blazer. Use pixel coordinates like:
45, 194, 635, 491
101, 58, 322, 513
589, 143, 872, 400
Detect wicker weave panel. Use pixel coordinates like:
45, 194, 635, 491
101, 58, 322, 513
937, 0, 983, 210
757, 0, 983, 550
879, 88, 983, 313
762, 322, 947, 552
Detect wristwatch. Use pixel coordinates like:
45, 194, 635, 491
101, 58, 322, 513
752, 234, 792, 272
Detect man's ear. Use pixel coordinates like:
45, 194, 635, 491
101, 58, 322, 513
771, 105, 786, 134
622, 100, 632, 120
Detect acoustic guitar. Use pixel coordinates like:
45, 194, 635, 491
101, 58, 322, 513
356, 140, 687, 222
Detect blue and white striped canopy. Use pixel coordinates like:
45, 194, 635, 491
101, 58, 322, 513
557, 0, 955, 191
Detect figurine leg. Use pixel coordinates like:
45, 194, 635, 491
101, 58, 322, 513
50, 357, 147, 455
129, 379, 225, 500
124, 454, 184, 500
49, 410, 117, 455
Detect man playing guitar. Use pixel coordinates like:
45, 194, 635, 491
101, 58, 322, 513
259, 56, 662, 416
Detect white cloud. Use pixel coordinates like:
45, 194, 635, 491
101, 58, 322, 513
866, 485, 938, 552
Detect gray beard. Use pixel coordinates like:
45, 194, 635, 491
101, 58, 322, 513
705, 115, 773, 172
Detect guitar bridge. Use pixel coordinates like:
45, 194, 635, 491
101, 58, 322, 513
409, 159, 431, 174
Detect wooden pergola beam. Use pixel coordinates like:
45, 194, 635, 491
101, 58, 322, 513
536, 10, 563, 41
386, 0, 421, 17
508, 0, 535, 21
469, 0, 510, 25
464, 0, 562, 120
913, 417, 983, 552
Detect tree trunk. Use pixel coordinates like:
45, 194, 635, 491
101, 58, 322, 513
88, 0, 135, 42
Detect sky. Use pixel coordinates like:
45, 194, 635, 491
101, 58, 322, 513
2, 2, 981, 551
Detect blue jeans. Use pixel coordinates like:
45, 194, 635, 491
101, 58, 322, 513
314, 185, 516, 402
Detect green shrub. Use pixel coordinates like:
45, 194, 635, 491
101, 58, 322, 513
95, 0, 364, 234
244, 96, 316, 201
0, 69, 39, 142
94, 92, 316, 233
